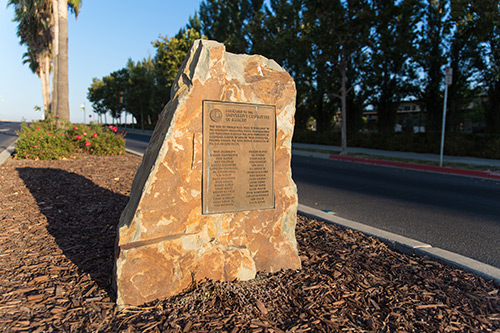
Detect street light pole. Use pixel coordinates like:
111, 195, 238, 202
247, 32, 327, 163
439, 67, 453, 167
81, 103, 86, 124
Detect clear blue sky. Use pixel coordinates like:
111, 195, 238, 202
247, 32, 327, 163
0, 0, 201, 123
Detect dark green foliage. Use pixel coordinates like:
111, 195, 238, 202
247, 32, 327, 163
88, 0, 500, 150
293, 129, 500, 159
125, 58, 157, 125
199, 0, 264, 53
415, 0, 450, 134
362, 0, 420, 135
87, 69, 129, 122
255, 0, 313, 130
476, 1, 500, 134
486, 82, 500, 134
103, 69, 129, 120
346, 91, 365, 135
152, 28, 203, 111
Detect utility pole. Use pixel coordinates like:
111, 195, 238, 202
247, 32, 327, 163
439, 67, 453, 167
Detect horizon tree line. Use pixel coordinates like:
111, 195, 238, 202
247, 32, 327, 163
87, 0, 499, 144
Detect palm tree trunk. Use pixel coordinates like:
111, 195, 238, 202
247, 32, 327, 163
39, 51, 51, 119
56, 0, 70, 121
51, 0, 59, 115
44, 50, 51, 115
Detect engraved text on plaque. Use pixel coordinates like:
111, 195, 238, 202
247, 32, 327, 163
202, 100, 275, 214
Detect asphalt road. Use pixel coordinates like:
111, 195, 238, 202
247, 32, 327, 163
293, 155, 500, 268
0, 121, 21, 153
124, 133, 500, 268
124, 132, 149, 154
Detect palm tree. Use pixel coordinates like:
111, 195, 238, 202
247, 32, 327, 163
9, 0, 81, 122
8, 0, 52, 118
22, 48, 52, 118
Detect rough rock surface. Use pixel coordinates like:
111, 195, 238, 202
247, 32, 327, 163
115, 39, 301, 307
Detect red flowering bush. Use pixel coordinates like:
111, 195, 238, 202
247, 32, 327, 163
67, 123, 125, 156
15, 118, 73, 160
16, 118, 125, 160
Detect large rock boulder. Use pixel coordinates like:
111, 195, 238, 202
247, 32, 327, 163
114, 39, 300, 307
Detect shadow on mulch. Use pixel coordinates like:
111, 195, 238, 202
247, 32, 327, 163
17, 167, 128, 299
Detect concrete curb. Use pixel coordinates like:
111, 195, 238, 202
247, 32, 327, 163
119, 128, 153, 136
293, 149, 500, 181
125, 148, 146, 157
0, 140, 17, 166
298, 204, 500, 285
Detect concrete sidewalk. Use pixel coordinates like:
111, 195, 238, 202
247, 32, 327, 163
292, 143, 500, 168
292, 143, 500, 181
292, 143, 500, 167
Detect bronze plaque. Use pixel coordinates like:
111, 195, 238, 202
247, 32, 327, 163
202, 100, 275, 214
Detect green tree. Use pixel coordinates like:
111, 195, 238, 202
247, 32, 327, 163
255, 0, 312, 129
415, 0, 451, 134
87, 69, 128, 123
446, 0, 484, 132
186, 12, 202, 32
103, 69, 129, 122
199, 0, 264, 53
304, 0, 372, 154
87, 77, 107, 122
88, 27, 202, 128
152, 28, 203, 110
9, 0, 81, 122
124, 58, 156, 126
474, 0, 500, 133
363, 0, 420, 135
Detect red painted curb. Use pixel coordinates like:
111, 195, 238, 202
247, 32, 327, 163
329, 154, 500, 180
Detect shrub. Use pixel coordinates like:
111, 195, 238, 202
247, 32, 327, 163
66, 124, 125, 156
15, 119, 74, 160
292, 129, 500, 159
482, 136, 500, 159
15, 118, 125, 160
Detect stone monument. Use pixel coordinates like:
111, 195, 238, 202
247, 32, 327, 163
114, 39, 301, 307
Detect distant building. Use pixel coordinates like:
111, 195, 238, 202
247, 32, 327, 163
363, 100, 426, 133
363, 94, 488, 133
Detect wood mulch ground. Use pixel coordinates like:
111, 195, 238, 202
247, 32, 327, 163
0, 154, 499, 332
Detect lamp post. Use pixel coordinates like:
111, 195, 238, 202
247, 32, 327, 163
80, 103, 86, 124
439, 67, 452, 167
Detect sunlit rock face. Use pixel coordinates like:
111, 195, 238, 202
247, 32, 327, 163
114, 39, 300, 307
